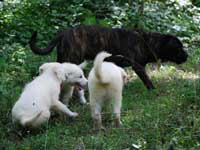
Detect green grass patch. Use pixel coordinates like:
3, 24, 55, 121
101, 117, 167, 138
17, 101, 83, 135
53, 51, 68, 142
0, 65, 199, 150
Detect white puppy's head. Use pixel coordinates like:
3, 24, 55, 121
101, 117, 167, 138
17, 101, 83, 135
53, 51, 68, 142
39, 62, 67, 82
62, 63, 88, 89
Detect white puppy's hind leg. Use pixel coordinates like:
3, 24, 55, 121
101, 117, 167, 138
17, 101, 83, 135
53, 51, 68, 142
91, 102, 103, 130
112, 95, 122, 128
53, 101, 78, 117
20, 110, 50, 128
20, 111, 43, 127
32, 111, 50, 127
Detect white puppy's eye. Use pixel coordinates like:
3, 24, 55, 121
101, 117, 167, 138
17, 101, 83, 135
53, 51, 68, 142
79, 75, 82, 78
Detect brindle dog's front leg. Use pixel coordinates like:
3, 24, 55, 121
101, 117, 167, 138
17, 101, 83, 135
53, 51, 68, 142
132, 62, 155, 89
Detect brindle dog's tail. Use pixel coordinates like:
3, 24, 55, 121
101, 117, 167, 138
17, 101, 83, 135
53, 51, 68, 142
29, 31, 62, 55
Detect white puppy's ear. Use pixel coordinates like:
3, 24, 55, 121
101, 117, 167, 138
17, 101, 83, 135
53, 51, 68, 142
39, 63, 48, 75
54, 67, 66, 81
79, 60, 88, 69
39, 67, 43, 74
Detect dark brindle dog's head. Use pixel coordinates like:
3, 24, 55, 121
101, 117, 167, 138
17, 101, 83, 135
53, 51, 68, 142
106, 31, 188, 67
158, 34, 188, 64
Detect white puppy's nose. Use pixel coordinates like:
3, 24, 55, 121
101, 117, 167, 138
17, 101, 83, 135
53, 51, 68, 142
80, 77, 88, 89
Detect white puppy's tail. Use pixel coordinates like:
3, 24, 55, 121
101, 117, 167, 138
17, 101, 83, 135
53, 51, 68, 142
94, 52, 112, 83
20, 111, 43, 127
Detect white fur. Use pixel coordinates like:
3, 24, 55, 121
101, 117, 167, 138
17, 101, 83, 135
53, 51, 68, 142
88, 52, 127, 129
12, 62, 87, 128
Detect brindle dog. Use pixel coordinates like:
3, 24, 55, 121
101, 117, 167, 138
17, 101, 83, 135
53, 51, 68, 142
29, 25, 188, 89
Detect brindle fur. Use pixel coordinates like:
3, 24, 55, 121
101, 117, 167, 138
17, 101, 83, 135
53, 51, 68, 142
29, 25, 188, 89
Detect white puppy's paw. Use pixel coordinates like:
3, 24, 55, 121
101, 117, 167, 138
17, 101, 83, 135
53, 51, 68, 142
70, 112, 79, 117
79, 97, 87, 105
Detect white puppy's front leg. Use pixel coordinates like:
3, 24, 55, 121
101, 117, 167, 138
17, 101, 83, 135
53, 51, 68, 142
62, 86, 74, 106
53, 101, 78, 117
76, 89, 87, 104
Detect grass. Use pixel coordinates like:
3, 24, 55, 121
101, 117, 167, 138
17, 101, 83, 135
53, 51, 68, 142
0, 60, 199, 150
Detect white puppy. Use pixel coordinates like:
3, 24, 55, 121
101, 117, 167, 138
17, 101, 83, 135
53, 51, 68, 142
12, 62, 87, 128
88, 52, 127, 130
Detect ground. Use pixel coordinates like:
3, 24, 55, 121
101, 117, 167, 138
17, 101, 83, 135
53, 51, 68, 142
0, 63, 199, 150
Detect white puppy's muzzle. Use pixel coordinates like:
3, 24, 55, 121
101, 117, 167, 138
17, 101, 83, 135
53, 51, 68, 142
80, 78, 88, 89
75, 78, 88, 91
